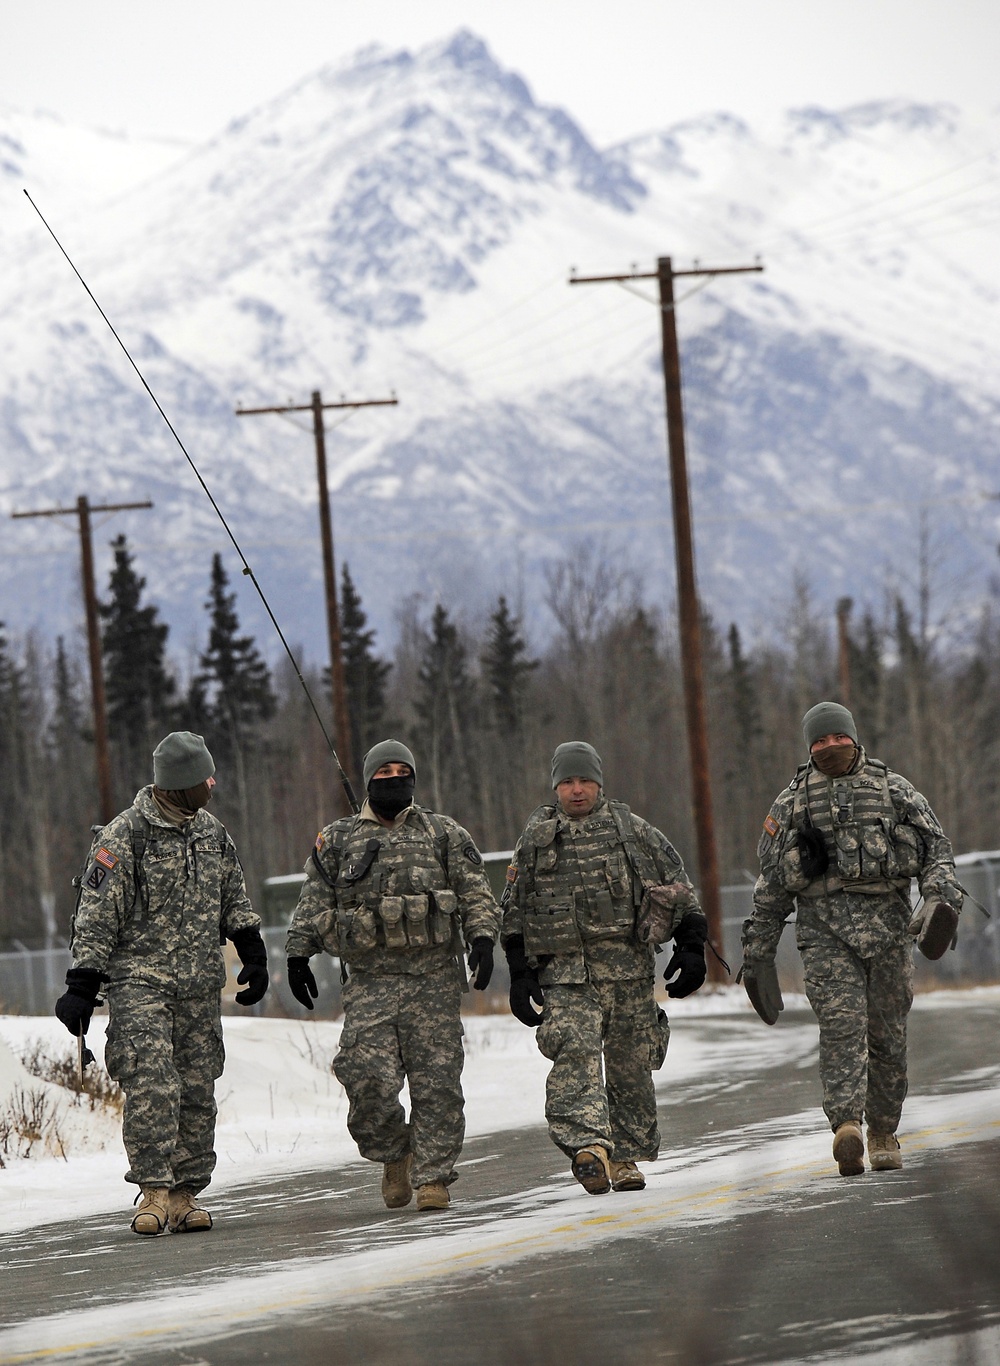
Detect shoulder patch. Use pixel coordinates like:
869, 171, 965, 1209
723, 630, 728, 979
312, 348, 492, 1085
506, 862, 518, 885
315, 831, 325, 852
462, 841, 483, 866
83, 853, 120, 896
95, 847, 118, 871
763, 815, 780, 838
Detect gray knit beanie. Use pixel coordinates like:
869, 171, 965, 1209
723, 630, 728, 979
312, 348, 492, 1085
802, 702, 858, 750
153, 732, 215, 789
551, 741, 603, 789
363, 739, 417, 788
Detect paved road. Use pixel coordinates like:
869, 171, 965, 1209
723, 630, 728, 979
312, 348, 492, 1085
3, 999, 1000, 1365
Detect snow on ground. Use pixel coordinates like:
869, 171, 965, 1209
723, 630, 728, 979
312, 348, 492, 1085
2, 986, 998, 1237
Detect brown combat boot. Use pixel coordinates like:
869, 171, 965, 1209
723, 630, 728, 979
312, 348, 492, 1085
868, 1131, 903, 1172
415, 1181, 450, 1212
832, 1121, 865, 1176
130, 1186, 170, 1236
572, 1145, 611, 1195
167, 1186, 213, 1233
610, 1160, 646, 1192
381, 1154, 413, 1209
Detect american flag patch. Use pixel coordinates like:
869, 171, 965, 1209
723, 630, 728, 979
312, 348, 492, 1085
505, 863, 518, 885
763, 815, 780, 838
315, 831, 325, 852
95, 847, 118, 871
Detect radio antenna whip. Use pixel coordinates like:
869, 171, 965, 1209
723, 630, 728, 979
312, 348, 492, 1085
23, 189, 360, 814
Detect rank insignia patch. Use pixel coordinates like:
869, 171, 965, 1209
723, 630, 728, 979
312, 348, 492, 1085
763, 815, 780, 838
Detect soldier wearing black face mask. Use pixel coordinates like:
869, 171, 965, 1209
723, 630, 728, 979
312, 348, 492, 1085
285, 739, 500, 1213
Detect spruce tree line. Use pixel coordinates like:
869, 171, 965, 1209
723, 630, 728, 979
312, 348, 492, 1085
2, 539, 999, 952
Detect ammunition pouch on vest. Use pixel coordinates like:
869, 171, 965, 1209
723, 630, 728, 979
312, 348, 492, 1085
777, 759, 921, 897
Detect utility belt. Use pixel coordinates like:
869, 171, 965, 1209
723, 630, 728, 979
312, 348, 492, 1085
522, 888, 635, 957
796, 875, 911, 898
337, 889, 458, 955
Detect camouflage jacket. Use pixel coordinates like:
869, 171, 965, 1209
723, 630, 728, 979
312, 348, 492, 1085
502, 796, 702, 986
746, 750, 962, 960
71, 785, 259, 995
285, 802, 501, 975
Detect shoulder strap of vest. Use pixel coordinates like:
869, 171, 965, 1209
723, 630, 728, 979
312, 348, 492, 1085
312, 817, 358, 889
123, 806, 151, 912
608, 801, 657, 903
419, 810, 450, 878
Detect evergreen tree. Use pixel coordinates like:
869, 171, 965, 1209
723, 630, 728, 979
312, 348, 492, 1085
727, 623, 761, 748
194, 553, 275, 748
414, 604, 474, 814
481, 596, 537, 734
99, 534, 175, 743
50, 637, 83, 749
340, 563, 391, 764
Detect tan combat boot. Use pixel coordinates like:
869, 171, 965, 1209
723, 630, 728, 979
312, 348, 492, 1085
381, 1153, 413, 1209
610, 1160, 646, 1192
167, 1186, 214, 1233
868, 1131, 903, 1172
832, 1121, 865, 1177
131, 1186, 170, 1236
415, 1181, 450, 1212
572, 1145, 611, 1195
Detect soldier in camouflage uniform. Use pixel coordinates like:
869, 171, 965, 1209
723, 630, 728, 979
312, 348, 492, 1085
742, 701, 963, 1176
285, 739, 501, 1213
55, 732, 268, 1236
502, 741, 708, 1195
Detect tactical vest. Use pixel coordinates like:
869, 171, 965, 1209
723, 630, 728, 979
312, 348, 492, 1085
313, 809, 459, 960
778, 758, 922, 897
518, 800, 659, 958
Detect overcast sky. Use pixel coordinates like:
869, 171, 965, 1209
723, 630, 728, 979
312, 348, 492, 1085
2, 0, 997, 147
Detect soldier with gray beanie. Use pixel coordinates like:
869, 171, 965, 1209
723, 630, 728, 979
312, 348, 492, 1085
502, 741, 707, 1196
55, 732, 266, 1236
742, 702, 963, 1177
285, 738, 501, 1213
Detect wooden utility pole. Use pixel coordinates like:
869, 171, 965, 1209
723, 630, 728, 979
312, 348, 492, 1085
836, 597, 853, 706
235, 390, 397, 795
569, 256, 763, 979
11, 496, 153, 824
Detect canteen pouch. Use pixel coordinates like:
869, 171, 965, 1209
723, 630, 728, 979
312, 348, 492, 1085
403, 894, 430, 948
379, 896, 407, 950
431, 888, 458, 944
523, 897, 582, 957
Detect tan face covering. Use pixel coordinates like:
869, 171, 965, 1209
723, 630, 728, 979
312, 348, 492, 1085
812, 743, 858, 778
152, 782, 213, 824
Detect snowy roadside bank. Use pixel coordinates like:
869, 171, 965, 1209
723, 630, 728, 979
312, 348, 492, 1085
2, 986, 999, 1235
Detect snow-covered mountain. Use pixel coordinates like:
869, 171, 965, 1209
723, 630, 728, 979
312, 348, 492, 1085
1, 31, 998, 663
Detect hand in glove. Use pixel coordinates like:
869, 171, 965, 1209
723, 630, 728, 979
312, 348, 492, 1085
287, 956, 319, 1011
504, 934, 544, 1026
55, 968, 103, 1037
663, 914, 708, 999
231, 927, 269, 1006
467, 938, 495, 990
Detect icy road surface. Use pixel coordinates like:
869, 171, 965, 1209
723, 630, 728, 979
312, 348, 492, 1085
2, 991, 1000, 1364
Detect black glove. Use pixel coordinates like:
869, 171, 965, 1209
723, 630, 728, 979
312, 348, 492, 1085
287, 956, 319, 1011
231, 927, 269, 1006
797, 825, 830, 879
663, 915, 708, 999
504, 935, 544, 1027
467, 938, 494, 990
55, 968, 103, 1037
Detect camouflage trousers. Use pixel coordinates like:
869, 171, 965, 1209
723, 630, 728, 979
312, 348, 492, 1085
104, 984, 225, 1192
333, 964, 465, 1187
797, 917, 914, 1133
536, 978, 670, 1161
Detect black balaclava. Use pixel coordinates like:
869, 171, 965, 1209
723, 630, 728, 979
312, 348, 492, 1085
368, 772, 414, 819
